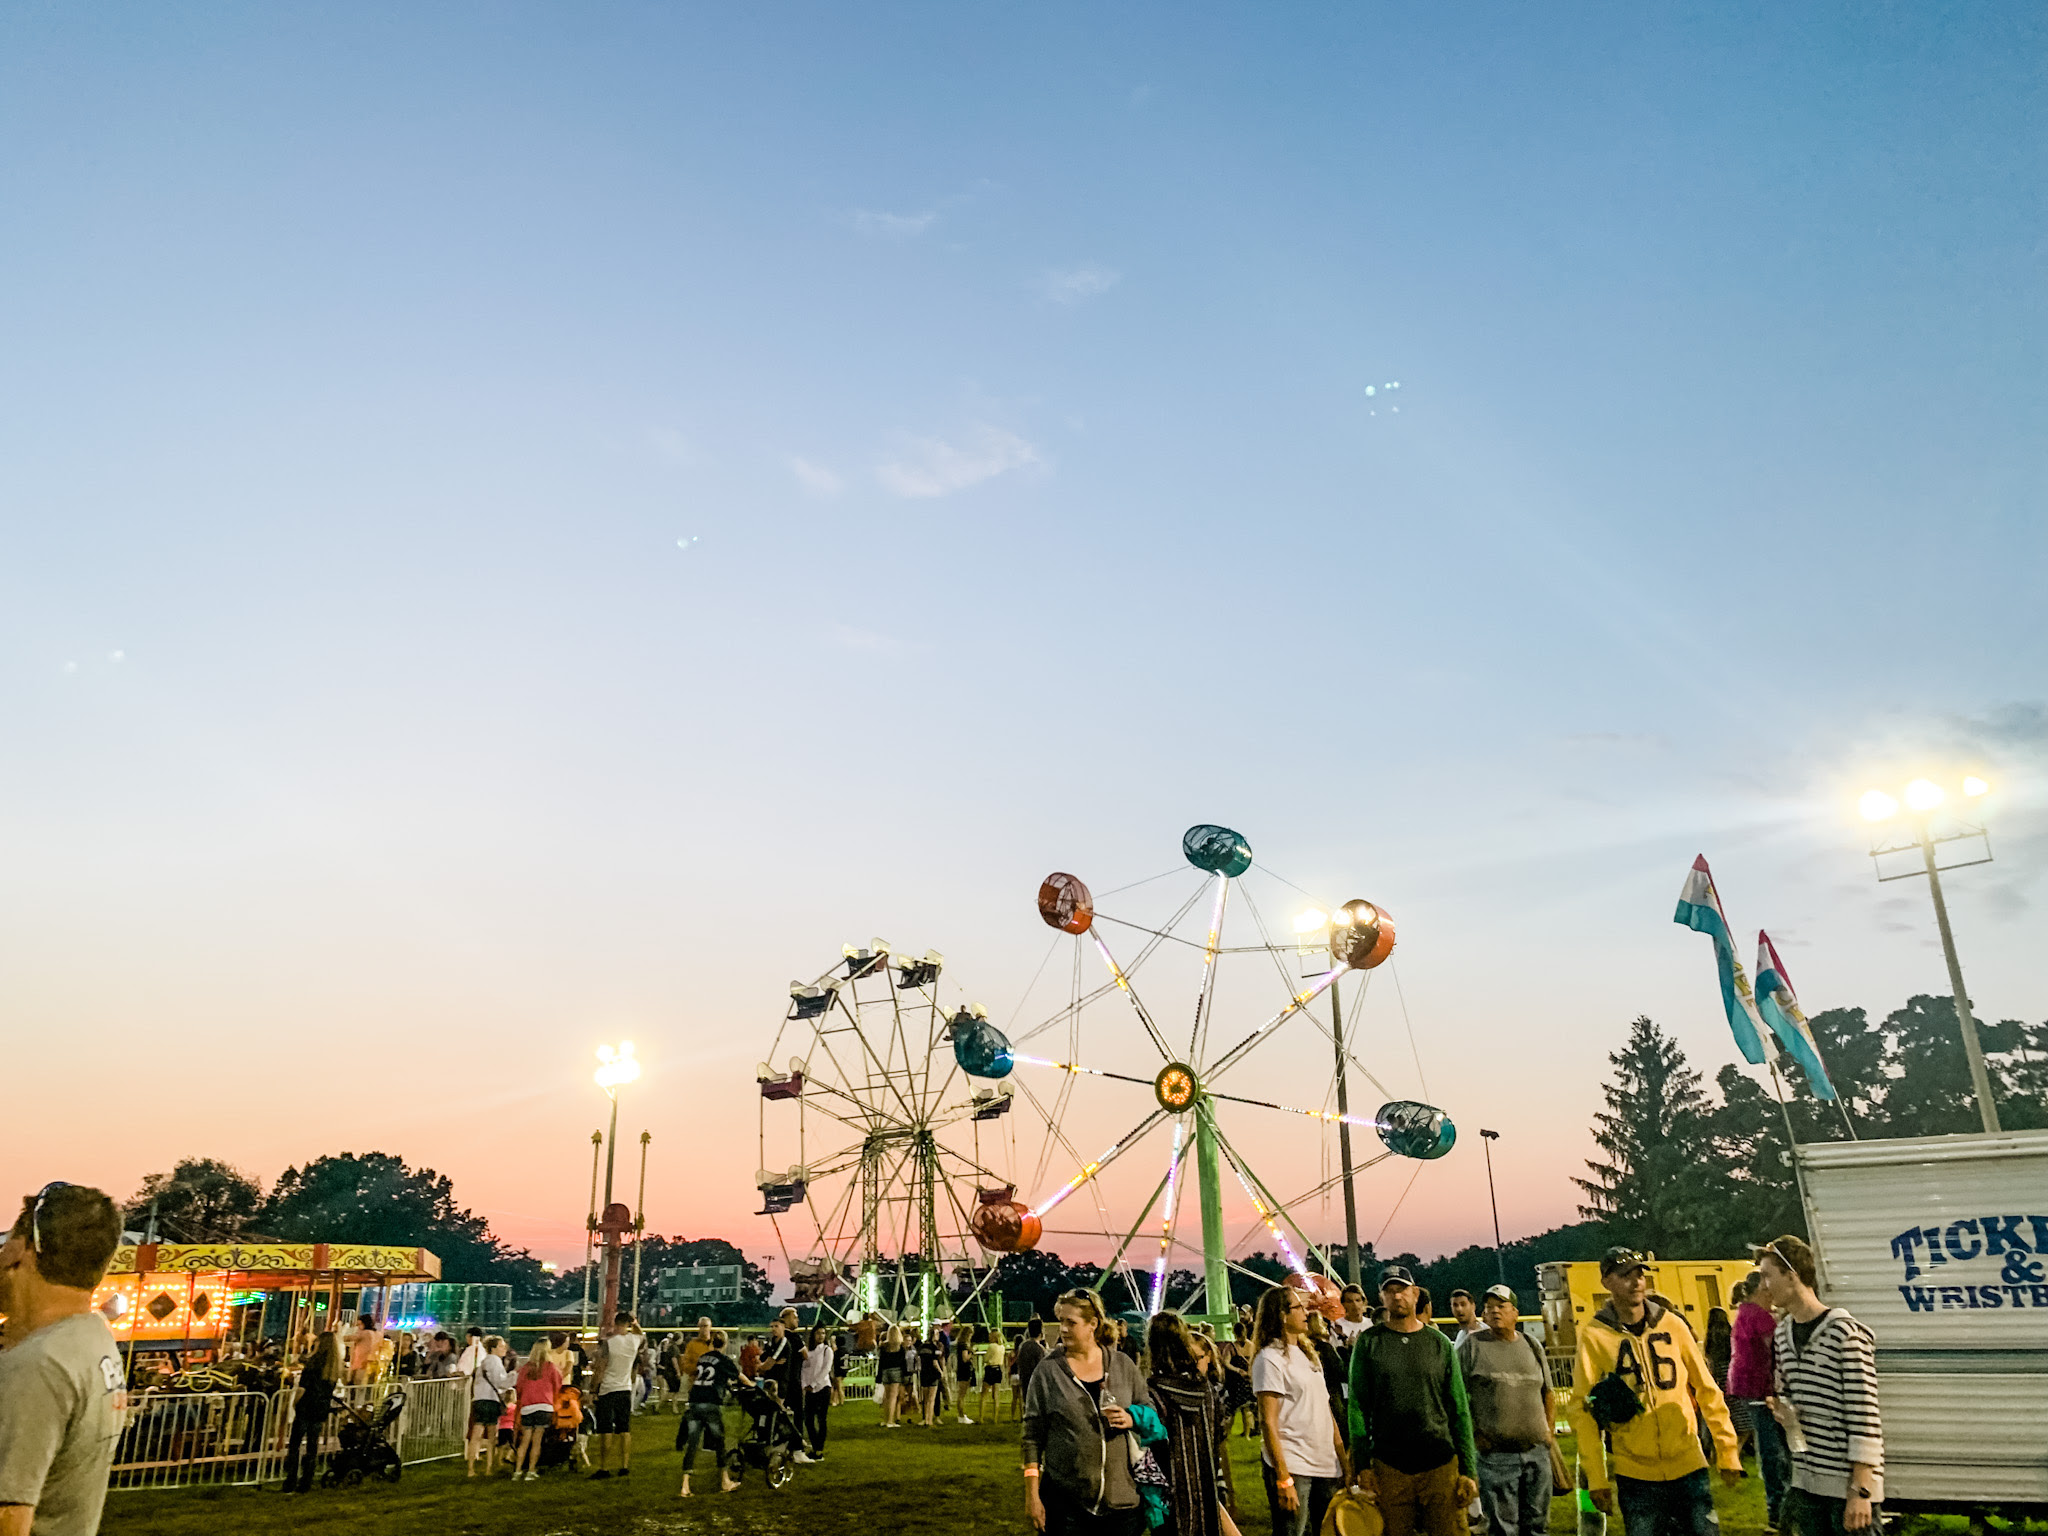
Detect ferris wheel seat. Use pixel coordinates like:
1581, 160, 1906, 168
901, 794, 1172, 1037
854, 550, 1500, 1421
758, 1069, 806, 1101
842, 944, 890, 980
788, 983, 837, 1019
970, 1087, 1014, 1121
896, 950, 944, 988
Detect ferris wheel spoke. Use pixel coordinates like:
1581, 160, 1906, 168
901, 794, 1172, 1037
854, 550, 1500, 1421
1011, 880, 1210, 1051
1087, 931, 1176, 1062
1202, 963, 1350, 1083
1146, 1119, 1194, 1315
1027, 1106, 1170, 1220
1207, 1118, 1332, 1280
1012, 1053, 1159, 1090
1199, 1085, 1386, 1130
1188, 873, 1230, 1058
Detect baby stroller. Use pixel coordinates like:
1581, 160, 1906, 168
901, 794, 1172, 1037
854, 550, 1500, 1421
321, 1390, 405, 1486
722, 1380, 802, 1490
536, 1385, 582, 1474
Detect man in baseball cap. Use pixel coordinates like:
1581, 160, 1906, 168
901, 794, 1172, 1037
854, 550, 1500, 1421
1346, 1265, 1477, 1535
1457, 1282, 1556, 1536
1570, 1245, 1739, 1531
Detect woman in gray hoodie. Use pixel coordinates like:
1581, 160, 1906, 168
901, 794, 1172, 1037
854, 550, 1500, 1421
1022, 1288, 1156, 1536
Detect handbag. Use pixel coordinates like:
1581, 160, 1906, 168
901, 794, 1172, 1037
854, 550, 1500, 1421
1548, 1441, 1572, 1496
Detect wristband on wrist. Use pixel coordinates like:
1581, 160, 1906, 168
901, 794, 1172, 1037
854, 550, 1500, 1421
1276, 1477, 1295, 1489
1023, 1467, 1041, 1479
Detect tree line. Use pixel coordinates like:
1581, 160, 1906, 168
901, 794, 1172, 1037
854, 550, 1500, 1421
120, 991, 2043, 1316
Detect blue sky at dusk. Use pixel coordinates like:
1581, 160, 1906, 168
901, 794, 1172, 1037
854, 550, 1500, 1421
2, 4, 2041, 1275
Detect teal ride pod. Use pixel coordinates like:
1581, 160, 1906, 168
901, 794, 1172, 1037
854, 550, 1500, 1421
1182, 824, 1253, 877
1375, 1101, 1457, 1160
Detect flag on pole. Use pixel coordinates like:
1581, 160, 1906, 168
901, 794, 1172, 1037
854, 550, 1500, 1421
1754, 931, 1837, 1101
1673, 855, 1767, 1064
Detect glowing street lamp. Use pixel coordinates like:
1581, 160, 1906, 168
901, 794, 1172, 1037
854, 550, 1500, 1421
594, 1041, 639, 1208
1858, 776, 2000, 1134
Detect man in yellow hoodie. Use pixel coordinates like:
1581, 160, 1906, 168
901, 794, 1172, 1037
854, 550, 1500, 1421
1569, 1247, 1740, 1535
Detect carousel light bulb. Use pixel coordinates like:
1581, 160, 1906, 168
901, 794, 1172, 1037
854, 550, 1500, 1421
1858, 790, 1898, 823
1904, 779, 1944, 813
1292, 909, 1328, 934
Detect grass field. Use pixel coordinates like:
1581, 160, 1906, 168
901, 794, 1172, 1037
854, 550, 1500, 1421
104, 1402, 1774, 1536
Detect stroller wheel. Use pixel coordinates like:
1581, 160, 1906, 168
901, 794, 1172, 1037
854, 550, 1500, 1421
340, 1467, 365, 1488
767, 1449, 792, 1490
722, 1448, 745, 1476
380, 1459, 403, 1484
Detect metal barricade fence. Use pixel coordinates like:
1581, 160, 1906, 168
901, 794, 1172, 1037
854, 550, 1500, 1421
109, 1375, 470, 1493
839, 1354, 876, 1403
111, 1389, 278, 1491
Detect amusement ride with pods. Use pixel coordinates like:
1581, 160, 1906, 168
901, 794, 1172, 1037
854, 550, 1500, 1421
755, 824, 1456, 1326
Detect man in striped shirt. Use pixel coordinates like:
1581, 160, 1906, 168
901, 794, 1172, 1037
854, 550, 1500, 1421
1755, 1234, 1883, 1534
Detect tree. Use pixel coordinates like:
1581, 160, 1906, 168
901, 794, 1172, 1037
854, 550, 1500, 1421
1779, 998, 2047, 1137
1574, 1016, 1723, 1257
260, 1151, 543, 1290
124, 1158, 265, 1243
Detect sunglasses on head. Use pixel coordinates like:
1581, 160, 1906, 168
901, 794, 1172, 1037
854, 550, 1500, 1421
28, 1182, 71, 1254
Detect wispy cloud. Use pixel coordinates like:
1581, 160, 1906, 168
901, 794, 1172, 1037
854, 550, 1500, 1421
647, 427, 697, 465
875, 425, 1039, 499
851, 208, 937, 239
789, 456, 843, 497
1038, 263, 1121, 305
831, 624, 901, 654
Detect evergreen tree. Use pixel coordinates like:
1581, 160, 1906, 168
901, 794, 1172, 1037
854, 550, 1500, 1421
1573, 1017, 1721, 1257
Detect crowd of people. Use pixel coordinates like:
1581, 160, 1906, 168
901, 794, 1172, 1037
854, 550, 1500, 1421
0, 1178, 1887, 1536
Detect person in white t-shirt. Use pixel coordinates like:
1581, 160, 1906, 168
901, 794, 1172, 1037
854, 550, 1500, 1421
590, 1312, 643, 1479
1330, 1285, 1372, 1348
1252, 1285, 1352, 1536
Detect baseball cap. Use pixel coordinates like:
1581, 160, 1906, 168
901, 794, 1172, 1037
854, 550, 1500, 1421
1483, 1284, 1517, 1305
1377, 1264, 1416, 1290
1599, 1245, 1650, 1277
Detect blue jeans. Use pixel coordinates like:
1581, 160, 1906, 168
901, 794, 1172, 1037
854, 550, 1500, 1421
1478, 1445, 1551, 1536
1744, 1401, 1792, 1525
677, 1403, 725, 1471
1614, 1468, 1719, 1536
1261, 1460, 1340, 1536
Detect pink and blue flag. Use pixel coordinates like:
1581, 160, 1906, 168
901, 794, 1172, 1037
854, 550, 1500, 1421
1754, 931, 1837, 1101
1673, 855, 1767, 1065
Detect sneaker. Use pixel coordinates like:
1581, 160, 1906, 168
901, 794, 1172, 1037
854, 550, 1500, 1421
590, 1469, 612, 1480
957, 1416, 975, 1425
618, 1466, 631, 1477
524, 1471, 539, 1482
793, 1450, 815, 1464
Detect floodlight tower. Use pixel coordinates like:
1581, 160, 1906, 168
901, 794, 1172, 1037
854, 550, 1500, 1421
1860, 776, 1999, 1134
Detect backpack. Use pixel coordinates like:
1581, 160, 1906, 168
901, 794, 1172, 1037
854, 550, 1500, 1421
553, 1385, 583, 1431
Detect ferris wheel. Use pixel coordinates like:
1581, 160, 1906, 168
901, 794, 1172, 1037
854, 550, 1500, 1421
945, 823, 1456, 1320
755, 940, 1041, 1323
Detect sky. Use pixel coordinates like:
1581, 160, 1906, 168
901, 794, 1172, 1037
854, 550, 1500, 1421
1, 3, 2042, 1287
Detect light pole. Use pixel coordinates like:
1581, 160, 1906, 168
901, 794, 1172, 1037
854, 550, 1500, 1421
1296, 909, 1362, 1289
1861, 776, 2000, 1135
1478, 1129, 1506, 1285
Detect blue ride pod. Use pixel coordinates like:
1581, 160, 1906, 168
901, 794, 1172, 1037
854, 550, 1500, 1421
1182, 824, 1253, 877
1375, 1101, 1456, 1160
948, 1007, 1015, 1079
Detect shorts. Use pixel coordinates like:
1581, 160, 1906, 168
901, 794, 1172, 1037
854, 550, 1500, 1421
984, 1367, 1003, 1386
520, 1407, 553, 1427
595, 1389, 633, 1435
878, 1366, 905, 1386
471, 1399, 505, 1427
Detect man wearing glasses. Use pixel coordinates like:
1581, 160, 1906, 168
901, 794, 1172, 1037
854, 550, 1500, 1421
0, 1182, 125, 1536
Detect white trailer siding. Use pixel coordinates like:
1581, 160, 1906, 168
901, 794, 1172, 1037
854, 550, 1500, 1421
1798, 1128, 2048, 1506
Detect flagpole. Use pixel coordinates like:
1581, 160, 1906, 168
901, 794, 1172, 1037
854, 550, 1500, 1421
1764, 1059, 1822, 1245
